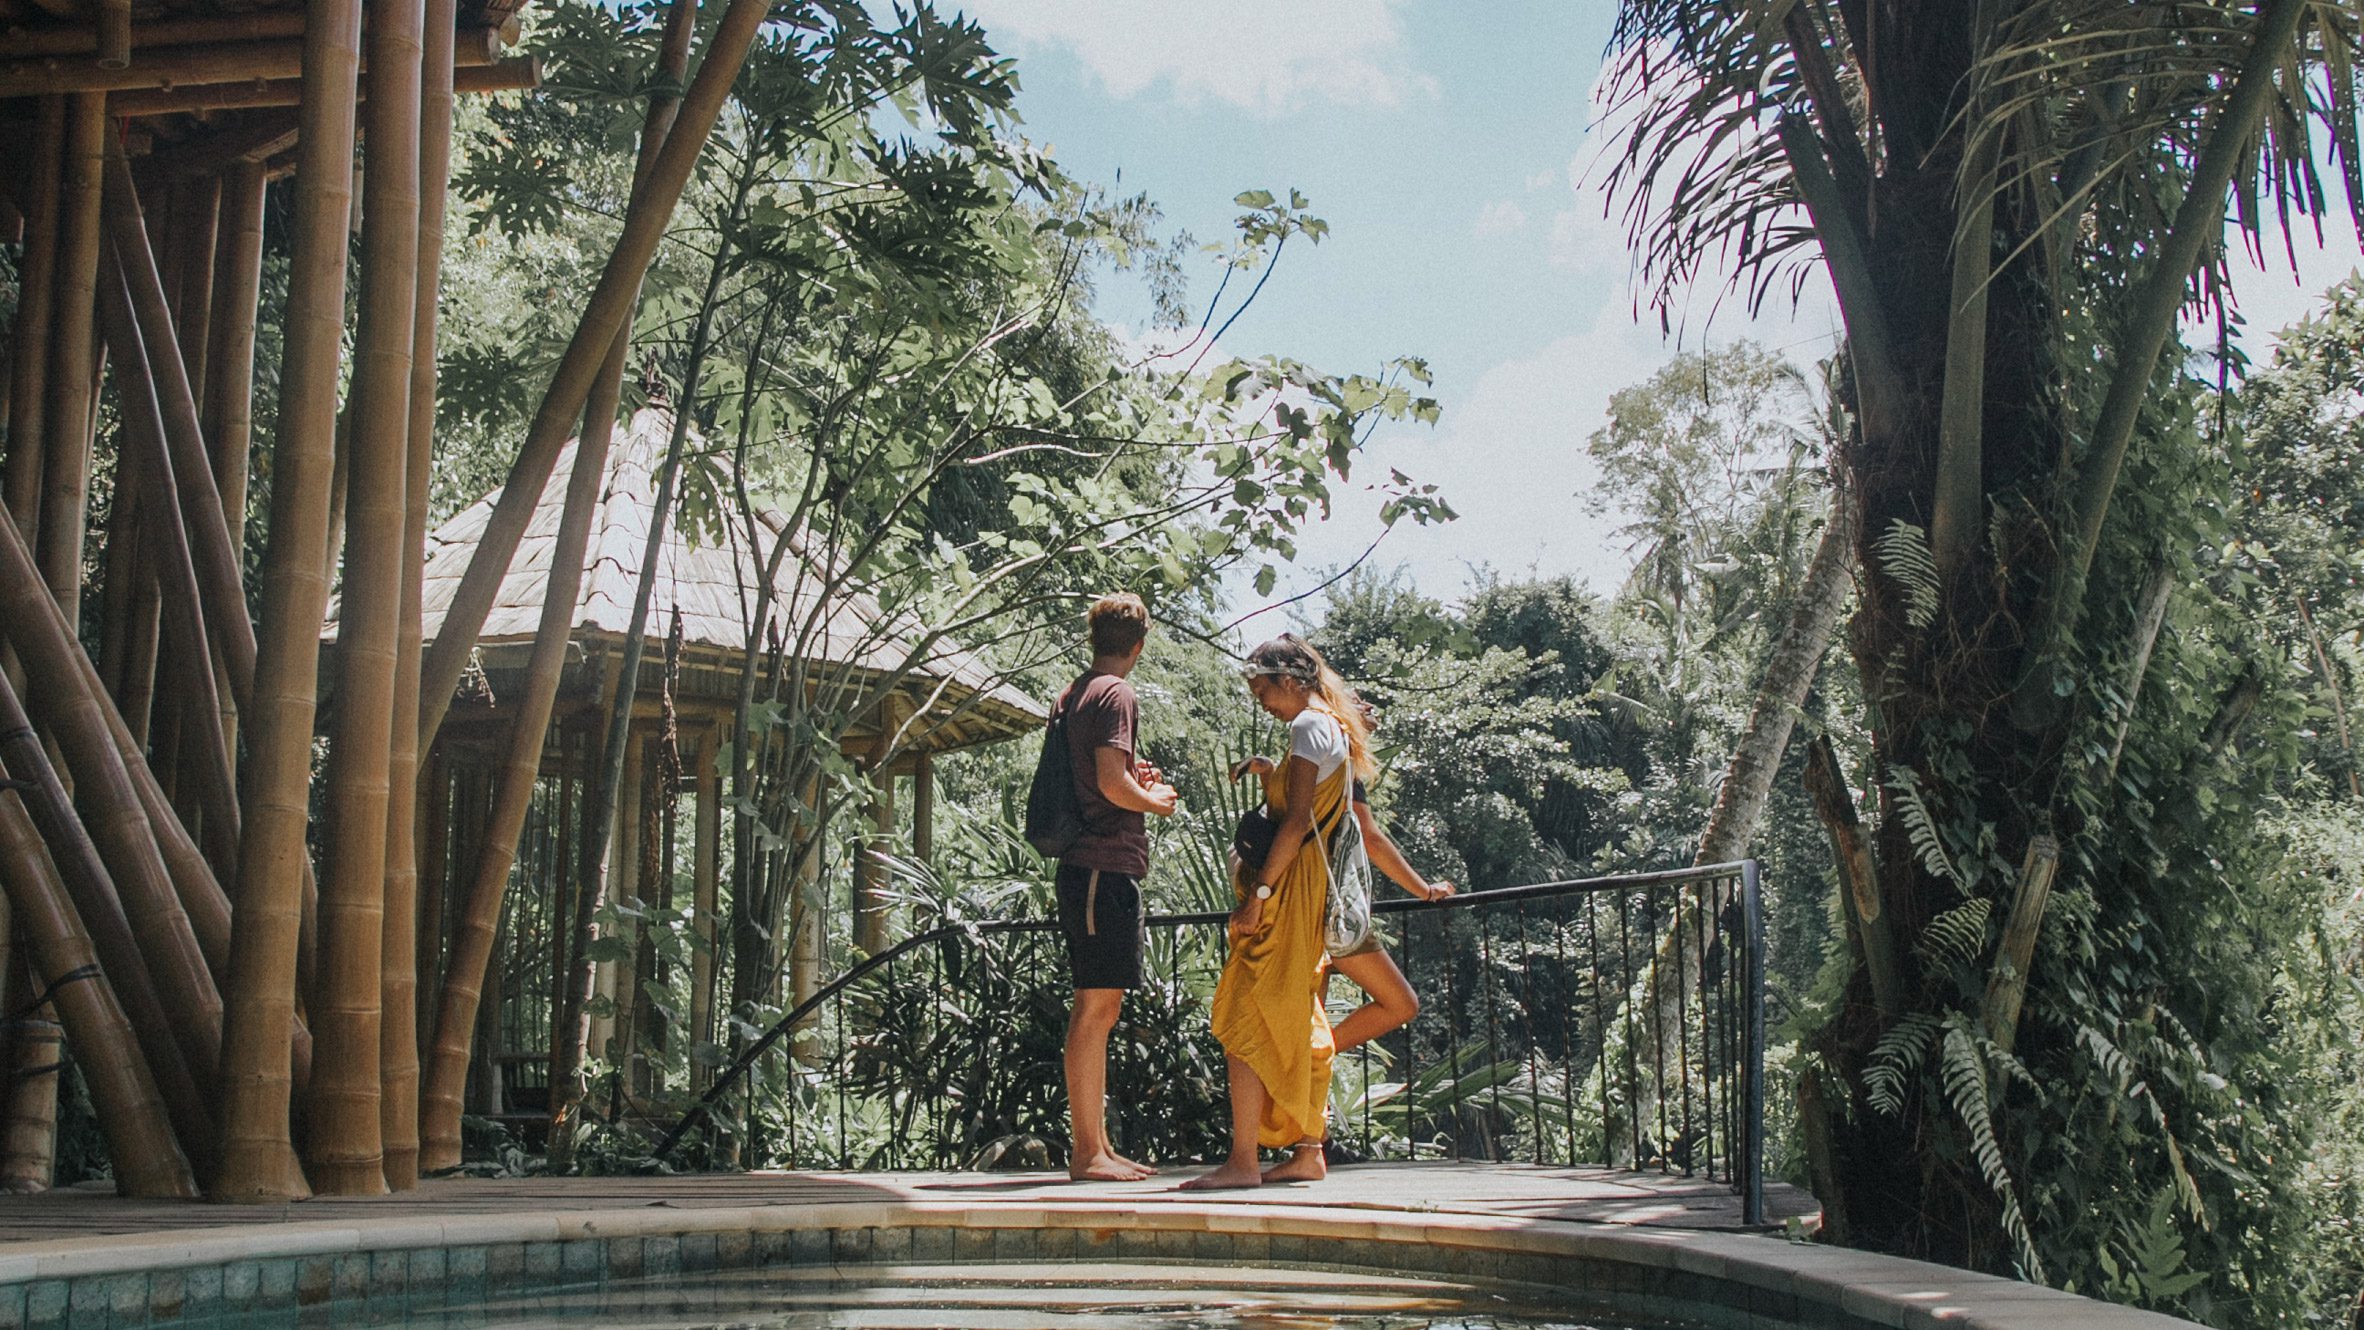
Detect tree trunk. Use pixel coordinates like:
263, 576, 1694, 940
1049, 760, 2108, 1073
211, 0, 364, 1205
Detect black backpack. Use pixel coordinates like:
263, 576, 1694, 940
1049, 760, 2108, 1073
1023, 702, 1085, 859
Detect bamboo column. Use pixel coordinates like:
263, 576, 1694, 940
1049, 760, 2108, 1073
912, 753, 933, 864
309, 0, 427, 1198
688, 733, 719, 1088
586, 735, 643, 1077
381, 0, 458, 1192
213, 0, 365, 1205
4, 96, 64, 547
202, 163, 268, 549
853, 759, 894, 956
34, 93, 106, 624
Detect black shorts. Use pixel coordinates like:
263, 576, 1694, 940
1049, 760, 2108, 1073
1055, 864, 1143, 991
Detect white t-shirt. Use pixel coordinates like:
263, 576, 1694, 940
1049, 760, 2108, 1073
1287, 706, 1348, 781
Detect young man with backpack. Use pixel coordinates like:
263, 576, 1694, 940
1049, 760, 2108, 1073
1027, 592, 1179, 1181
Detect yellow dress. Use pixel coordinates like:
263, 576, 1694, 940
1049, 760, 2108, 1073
1211, 754, 1346, 1148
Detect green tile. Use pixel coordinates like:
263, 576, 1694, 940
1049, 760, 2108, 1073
713, 1232, 752, 1272
106, 1275, 150, 1330
485, 1244, 524, 1283
23, 1281, 64, 1330
605, 1239, 643, 1281
68, 1277, 108, 1329
830, 1230, 872, 1267
866, 1228, 913, 1266
146, 1269, 184, 1325
643, 1236, 682, 1278
293, 1256, 331, 1308
330, 1253, 367, 1303
1033, 1227, 1077, 1263
408, 1247, 447, 1291
681, 1233, 718, 1273
523, 1243, 561, 1281
561, 1241, 603, 1282
787, 1229, 829, 1268
755, 1230, 793, 1269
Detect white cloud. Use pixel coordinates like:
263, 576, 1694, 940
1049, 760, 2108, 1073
1547, 202, 1628, 277
2221, 206, 2364, 359
961, 0, 1433, 113
1474, 200, 1530, 239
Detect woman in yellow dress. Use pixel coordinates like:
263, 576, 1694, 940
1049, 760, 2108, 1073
1182, 635, 1373, 1191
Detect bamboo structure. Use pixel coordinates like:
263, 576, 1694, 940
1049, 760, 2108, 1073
210, 0, 366, 1204
4, 96, 63, 545
36, 92, 104, 626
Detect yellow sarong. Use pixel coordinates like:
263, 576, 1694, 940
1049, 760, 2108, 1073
1211, 758, 1345, 1148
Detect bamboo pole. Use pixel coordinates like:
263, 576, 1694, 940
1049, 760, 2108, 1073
416, 0, 778, 748
3, 96, 63, 549
307, 0, 427, 1199
380, 0, 456, 1193
0, 671, 214, 1174
0, 1001, 58, 1192
103, 147, 259, 713
35, 92, 105, 625
94, 261, 242, 873
212, 0, 364, 1207
416, 432, 612, 1173
415, 750, 448, 1044
202, 161, 267, 546
93, 0, 131, 69
106, 56, 538, 116
0, 800, 196, 1197
165, 176, 220, 397
688, 734, 718, 1087
0, 28, 502, 99
0, 509, 225, 1088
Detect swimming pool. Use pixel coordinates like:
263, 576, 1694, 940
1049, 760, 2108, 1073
225, 1262, 1700, 1330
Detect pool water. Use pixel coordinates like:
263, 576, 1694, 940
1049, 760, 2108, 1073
272, 1263, 1704, 1330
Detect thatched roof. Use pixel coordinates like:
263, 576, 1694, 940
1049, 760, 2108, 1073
343, 406, 1045, 755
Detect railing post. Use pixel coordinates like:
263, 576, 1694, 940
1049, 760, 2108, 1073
1741, 858, 1766, 1226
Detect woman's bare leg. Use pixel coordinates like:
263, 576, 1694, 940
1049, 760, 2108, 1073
1180, 1054, 1267, 1190
1328, 948, 1419, 1055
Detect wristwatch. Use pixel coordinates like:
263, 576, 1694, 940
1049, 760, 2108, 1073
1253, 884, 1274, 900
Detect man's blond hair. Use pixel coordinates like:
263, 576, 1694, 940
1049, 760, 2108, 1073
1087, 593, 1150, 658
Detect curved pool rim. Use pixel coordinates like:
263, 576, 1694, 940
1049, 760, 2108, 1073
0, 1197, 2202, 1330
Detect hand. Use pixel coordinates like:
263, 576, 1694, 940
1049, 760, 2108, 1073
1421, 879, 1457, 902
1146, 782, 1179, 817
1228, 756, 1275, 783
1134, 757, 1165, 787
1228, 898, 1263, 941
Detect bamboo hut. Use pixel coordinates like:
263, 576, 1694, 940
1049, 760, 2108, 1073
327, 405, 1043, 1140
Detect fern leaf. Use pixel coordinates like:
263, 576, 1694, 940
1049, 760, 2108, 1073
1916, 898, 1993, 970
1885, 766, 1962, 884
1861, 1014, 1940, 1117
1875, 520, 1942, 628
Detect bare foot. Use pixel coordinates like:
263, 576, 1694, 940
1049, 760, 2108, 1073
1069, 1153, 1153, 1182
1261, 1146, 1326, 1183
1110, 1150, 1158, 1176
1178, 1162, 1264, 1191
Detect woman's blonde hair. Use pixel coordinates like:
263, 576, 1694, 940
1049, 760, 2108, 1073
1242, 634, 1376, 782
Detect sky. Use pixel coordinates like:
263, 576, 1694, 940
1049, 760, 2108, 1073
953, 1, 2364, 613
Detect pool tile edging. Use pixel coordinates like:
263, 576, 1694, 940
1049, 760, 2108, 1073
0, 1199, 2203, 1330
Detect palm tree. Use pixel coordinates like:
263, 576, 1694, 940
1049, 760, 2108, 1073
1604, 0, 2356, 1288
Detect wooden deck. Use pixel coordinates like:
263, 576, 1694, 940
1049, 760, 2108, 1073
0, 1165, 1816, 1245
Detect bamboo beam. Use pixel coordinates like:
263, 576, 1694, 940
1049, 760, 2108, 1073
0, 670, 214, 1178
3, 96, 62, 549
203, 160, 266, 546
4, 11, 307, 58
108, 55, 537, 117
35, 92, 104, 626
93, 0, 128, 69
912, 752, 933, 864
212, 0, 364, 1207
164, 116, 299, 177
0, 27, 500, 99
1982, 835, 2060, 1057
164, 176, 218, 405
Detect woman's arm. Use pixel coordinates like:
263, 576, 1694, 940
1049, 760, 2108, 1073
1231, 754, 1317, 939
1353, 800, 1454, 901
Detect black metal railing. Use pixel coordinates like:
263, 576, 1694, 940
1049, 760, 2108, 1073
656, 861, 1765, 1223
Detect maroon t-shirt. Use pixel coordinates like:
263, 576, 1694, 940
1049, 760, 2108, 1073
1056, 671, 1150, 877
